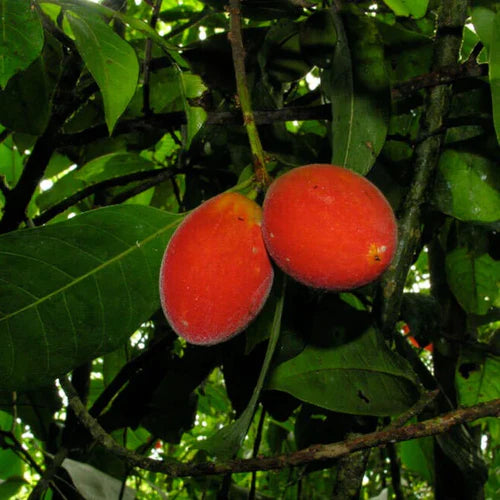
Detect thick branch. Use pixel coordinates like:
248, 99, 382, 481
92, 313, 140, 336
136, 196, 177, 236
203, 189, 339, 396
379, 0, 469, 332
59, 376, 500, 478
0, 51, 85, 233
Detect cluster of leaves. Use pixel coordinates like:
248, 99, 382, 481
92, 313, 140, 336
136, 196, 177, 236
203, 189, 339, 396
0, 0, 498, 498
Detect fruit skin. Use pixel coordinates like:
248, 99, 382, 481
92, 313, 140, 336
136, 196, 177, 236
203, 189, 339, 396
159, 192, 273, 345
262, 164, 397, 290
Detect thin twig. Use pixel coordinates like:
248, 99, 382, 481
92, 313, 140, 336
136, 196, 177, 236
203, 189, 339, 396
28, 447, 69, 500
33, 167, 179, 226
228, 0, 270, 189
59, 376, 500, 478
107, 169, 179, 206
249, 407, 266, 500
143, 0, 164, 116
385, 390, 439, 430
163, 7, 211, 40
387, 442, 405, 500
0, 430, 44, 475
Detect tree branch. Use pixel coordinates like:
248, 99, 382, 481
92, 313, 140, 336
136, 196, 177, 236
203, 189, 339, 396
0, 429, 43, 476
59, 376, 500, 478
391, 60, 486, 100
28, 447, 68, 500
54, 59, 485, 149
33, 167, 179, 226
379, 0, 469, 333
0, 50, 85, 233
228, 0, 270, 189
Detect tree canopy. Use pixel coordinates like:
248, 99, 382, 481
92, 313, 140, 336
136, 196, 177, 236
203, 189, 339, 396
0, 0, 498, 498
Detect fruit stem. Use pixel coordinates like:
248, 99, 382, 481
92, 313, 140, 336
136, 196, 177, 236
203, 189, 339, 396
228, 0, 271, 191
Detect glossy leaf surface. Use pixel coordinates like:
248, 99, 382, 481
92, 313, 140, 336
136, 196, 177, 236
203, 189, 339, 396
446, 248, 500, 315
490, 12, 500, 145
0, 205, 183, 390
66, 10, 139, 134
433, 150, 500, 223
0, 0, 44, 89
328, 9, 389, 175
267, 326, 419, 416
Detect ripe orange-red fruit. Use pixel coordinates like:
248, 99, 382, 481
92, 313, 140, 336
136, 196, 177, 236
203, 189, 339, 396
159, 192, 273, 345
262, 164, 397, 290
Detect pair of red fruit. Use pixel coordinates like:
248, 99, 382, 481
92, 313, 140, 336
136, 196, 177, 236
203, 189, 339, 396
159, 164, 398, 345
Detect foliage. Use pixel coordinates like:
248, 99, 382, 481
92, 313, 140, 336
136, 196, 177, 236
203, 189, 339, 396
0, 0, 498, 498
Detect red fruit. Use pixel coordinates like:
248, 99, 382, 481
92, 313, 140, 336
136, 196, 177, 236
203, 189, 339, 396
159, 193, 273, 345
262, 164, 397, 290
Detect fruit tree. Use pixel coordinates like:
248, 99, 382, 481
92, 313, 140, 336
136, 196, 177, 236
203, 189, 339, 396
0, 0, 498, 498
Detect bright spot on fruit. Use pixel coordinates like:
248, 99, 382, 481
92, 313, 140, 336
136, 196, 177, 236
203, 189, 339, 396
40, 179, 53, 191
368, 243, 387, 263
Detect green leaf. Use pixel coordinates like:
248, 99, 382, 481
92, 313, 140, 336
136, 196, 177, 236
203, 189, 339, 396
0, 34, 62, 135
184, 106, 207, 149
0, 476, 28, 498
489, 12, 500, 145
197, 274, 286, 459
37, 153, 158, 212
46, 0, 185, 66
201, 0, 303, 20
299, 9, 337, 69
0, 0, 44, 89
327, 9, 389, 175
102, 345, 128, 387
382, 0, 429, 18
0, 386, 61, 441
267, 326, 419, 416
61, 458, 134, 500
0, 410, 25, 498
0, 205, 183, 390
433, 150, 500, 223
398, 436, 434, 484
471, 7, 495, 49
0, 139, 23, 186
65, 11, 139, 134
457, 351, 500, 407
445, 248, 500, 315
264, 21, 312, 83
